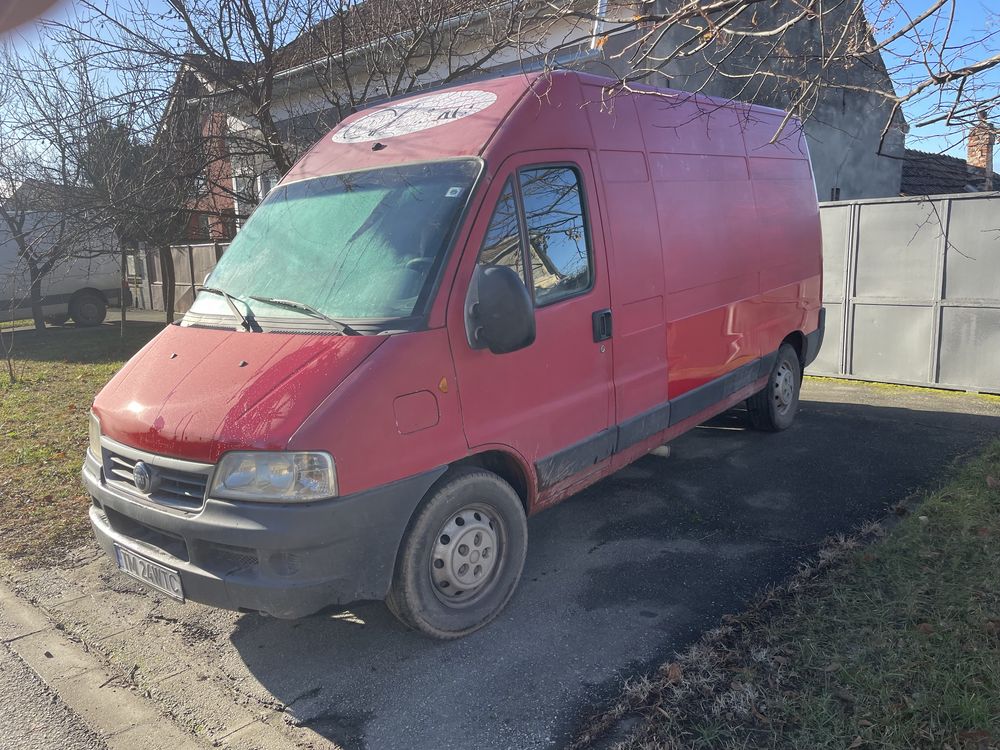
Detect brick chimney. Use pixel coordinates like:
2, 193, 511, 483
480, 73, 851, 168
967, 110, 995, 190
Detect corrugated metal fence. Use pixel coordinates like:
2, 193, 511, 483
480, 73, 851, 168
811, 191, 1000, 394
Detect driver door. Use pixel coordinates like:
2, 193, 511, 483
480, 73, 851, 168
449, 151, 615, 500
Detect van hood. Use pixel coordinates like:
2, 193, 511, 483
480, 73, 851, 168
93, 324, 384, 463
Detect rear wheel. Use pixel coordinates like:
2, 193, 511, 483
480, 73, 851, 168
747, 343, 801, 431
386, 468, 527, 639
69, 291, 107, 327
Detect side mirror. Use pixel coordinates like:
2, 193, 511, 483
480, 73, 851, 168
466, 265, 536, 354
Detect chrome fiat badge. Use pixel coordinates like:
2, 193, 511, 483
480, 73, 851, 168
132, 461, 154, 494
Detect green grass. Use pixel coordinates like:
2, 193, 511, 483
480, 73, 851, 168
775, 445, 1000, 749
0, 323, 162, 562
804, 374, 1000, 404
579, 440, 1000, 750
0, 318, 35, 330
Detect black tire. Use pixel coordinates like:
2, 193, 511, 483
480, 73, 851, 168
69, 291, 107, 327
386, 467, 527, 639
747, 342, 801, 431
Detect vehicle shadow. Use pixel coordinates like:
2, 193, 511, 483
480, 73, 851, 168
1, 320, 164, 364
227, 395, 1000, 750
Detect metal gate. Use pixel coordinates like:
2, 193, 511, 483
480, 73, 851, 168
811, 191, 1000, 394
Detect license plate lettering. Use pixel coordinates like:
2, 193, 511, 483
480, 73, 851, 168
115, 545, 184, 601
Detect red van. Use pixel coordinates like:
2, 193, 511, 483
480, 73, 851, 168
84, 71, 823, 638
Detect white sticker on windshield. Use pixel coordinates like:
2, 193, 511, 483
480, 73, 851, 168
332, 90, 498, 144
445, 187, 463, 197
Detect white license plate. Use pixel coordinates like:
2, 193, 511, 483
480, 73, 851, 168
114, 544, 184, 601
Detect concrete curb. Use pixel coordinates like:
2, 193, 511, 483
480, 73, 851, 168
0, 579, 208, 750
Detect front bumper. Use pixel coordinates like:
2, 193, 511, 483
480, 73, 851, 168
83, 451, 445, 618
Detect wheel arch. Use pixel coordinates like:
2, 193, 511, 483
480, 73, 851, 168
70, 286, 110, 306
781, 330, 807, 370
448, 449, 533, 514
390, 449, 533, 588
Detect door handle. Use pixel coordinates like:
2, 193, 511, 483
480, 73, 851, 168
592, 309, 612, 343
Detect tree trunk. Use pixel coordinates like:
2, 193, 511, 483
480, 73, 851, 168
1, 329, 15, 384
120, 245, 127, 337
27, 260, 45, 332
159, 245, 176, 324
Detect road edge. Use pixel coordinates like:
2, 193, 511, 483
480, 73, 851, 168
0, 577, 208, 750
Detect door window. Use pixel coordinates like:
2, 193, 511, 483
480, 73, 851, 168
518, 167, 592, 305
477, 178, 526, 281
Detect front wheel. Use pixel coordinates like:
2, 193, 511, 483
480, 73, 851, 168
386, 468, 527, 639
747, 343, 801, 431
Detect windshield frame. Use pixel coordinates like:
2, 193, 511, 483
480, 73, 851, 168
180, 156, 486, 334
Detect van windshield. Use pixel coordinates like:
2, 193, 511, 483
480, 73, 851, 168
186, 159, 480, 325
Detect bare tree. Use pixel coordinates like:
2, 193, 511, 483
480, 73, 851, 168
2, 27, 209, 327
0, 135, 110, 381
61, 0, 338, 184
295, 0, 555, 124
0, 92, 98, 336
547, 0, 999, 149
77, 117, 190, 332
55, 0, 566, 213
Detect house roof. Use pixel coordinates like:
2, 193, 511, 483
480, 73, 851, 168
271, 0, 575, 72
162, 1, 524, 105
1, 178, 93, 212
273, 0, 461, 72
276, 0, 603, 71
181, 52, 255, 80
900, 148, 988, 196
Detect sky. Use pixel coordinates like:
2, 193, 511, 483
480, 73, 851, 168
878, 0, 999, 166
11, 0, 1000, 169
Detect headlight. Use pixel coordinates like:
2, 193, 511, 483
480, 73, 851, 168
88, 411, 101, 458
209, 452, 337, 502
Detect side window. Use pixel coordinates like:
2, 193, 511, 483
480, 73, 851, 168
477, 178, 525, 280
518, 167, 592, 305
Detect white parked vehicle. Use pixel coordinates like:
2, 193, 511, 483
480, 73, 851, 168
0, 230, 123, 327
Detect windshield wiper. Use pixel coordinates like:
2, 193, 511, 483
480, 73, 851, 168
200, 286, 257, 332
248, 296, 360, 335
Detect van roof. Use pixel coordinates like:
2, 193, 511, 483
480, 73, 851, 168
283, 70, 798, 184
286, 72, 545, 182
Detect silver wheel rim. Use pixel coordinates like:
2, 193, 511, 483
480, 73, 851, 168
429, 503, 504, 607
773, 360, 795, 415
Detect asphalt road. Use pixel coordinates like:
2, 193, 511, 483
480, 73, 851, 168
216, 380, 1000, 750
0, 635, 108, 750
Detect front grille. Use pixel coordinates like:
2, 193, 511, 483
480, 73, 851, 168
104, 506, 190, 562
104, 451, 209, 512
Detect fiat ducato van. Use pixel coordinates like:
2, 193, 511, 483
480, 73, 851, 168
83, 71, 824, 638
